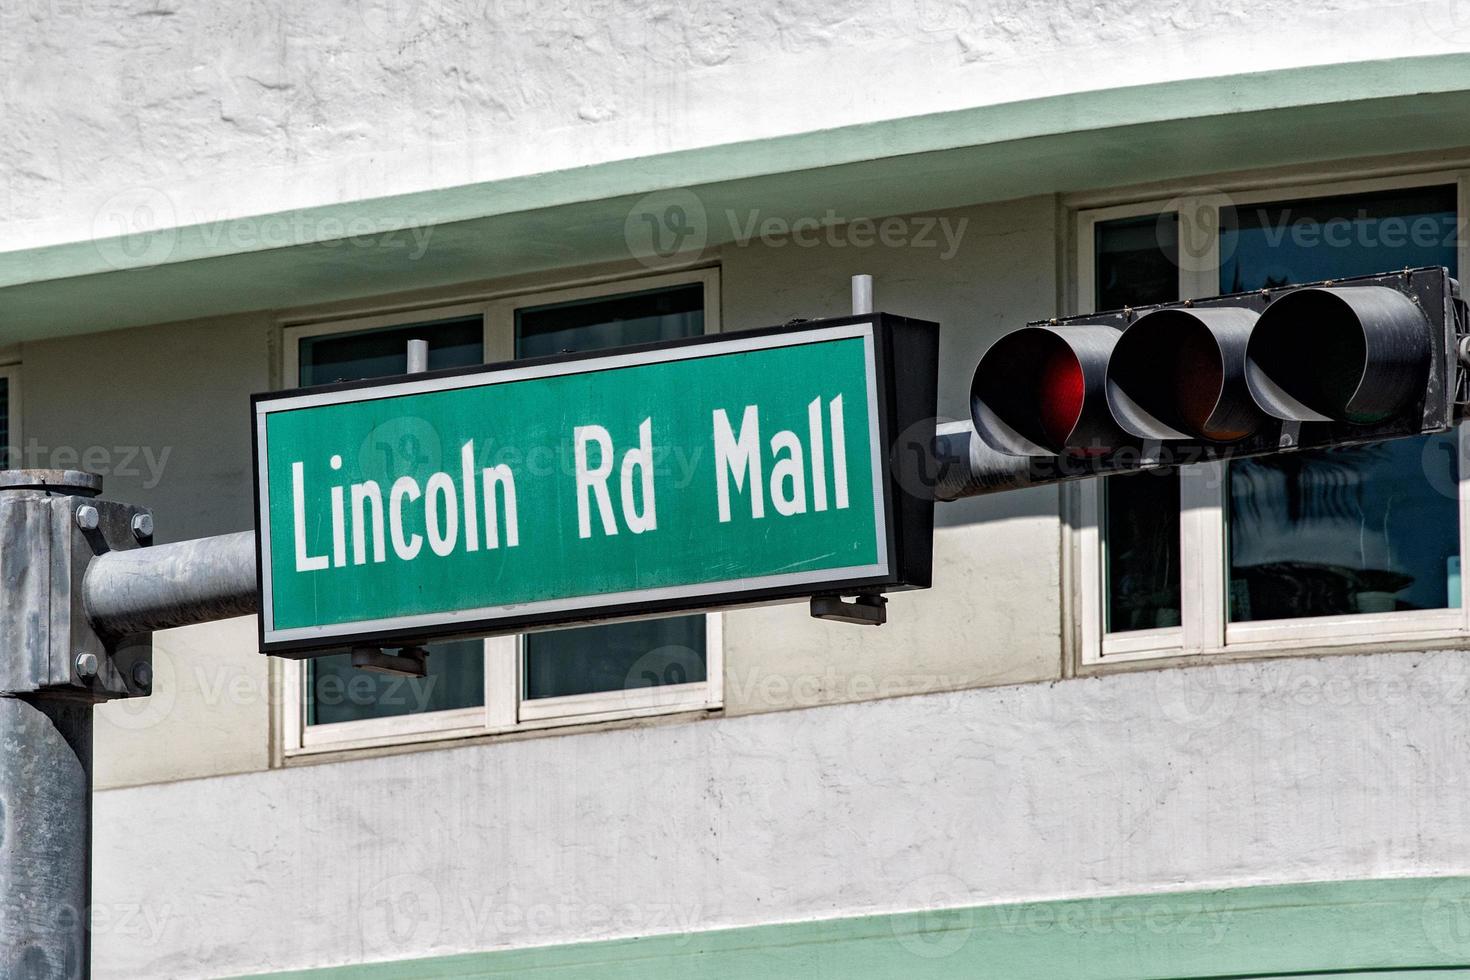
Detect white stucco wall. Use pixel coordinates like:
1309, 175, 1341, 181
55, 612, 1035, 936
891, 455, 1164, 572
6, 0, 1470, 260
91, 649, 1470, 977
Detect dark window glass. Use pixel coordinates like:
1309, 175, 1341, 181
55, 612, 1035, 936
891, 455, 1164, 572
299, 316, 483, 384
1222, 186, 1460, 622
1096, 214, 1182, 633
516, 284, 708, 700
1096, 213, 1179, 310
515, 283, 704, 357
1104, 470, 1183, 631
300, 316, 487, 726
0, 377, 10, 470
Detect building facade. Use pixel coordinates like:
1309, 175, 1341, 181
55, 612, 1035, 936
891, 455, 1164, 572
8, 0, 1470, 975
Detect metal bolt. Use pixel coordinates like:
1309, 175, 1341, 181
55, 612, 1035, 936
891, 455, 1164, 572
74, 652, 99, 679
130, 512, 154, 540
131, 662, 153, 688
74, 505, 99, 531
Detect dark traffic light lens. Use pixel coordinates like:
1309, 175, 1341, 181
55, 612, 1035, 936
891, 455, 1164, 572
1106, 307, 1263, 443
1245, 286, 1431, 424
1174, 328, 1227, 436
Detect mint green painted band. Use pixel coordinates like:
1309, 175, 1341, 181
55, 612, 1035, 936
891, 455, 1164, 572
235, 876, 1470, 979
14, 53, 1470, 289
14, 54, 1470, 339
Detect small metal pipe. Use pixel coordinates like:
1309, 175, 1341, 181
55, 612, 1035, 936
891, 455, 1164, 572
82, 531, 258, 638
851, 275, 873, 316
406, 339, 429, 374
0, 695, 91, 980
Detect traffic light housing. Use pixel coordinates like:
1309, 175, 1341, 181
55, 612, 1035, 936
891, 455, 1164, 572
970, 266, 1466, 480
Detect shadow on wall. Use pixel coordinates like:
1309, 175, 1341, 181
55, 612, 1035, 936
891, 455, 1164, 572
936, 481, 1058, 528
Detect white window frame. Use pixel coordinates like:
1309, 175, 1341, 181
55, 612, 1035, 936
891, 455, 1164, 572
0, 361, 21, 470
1073, 169, 1470, 666
278, 268, 724, 756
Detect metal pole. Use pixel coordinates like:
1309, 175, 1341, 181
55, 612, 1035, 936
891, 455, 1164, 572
0, 473, 107, 980
82, 531, 257, 638
851, 274, 873, 315
406, 338, 429, 374
0, 696, 90, 980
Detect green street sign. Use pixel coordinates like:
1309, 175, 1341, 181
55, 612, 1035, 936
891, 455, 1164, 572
252, 315, 937, 656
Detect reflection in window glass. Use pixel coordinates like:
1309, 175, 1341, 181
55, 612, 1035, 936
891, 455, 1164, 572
1095, 214, 1181, 633
1222, 185, 1460, 622
1105, 471, 1182, 631
1220, 186, 1457, 293
300, 316, 487, 726
1230, 435, 1459, 621
516, 283, 709, 700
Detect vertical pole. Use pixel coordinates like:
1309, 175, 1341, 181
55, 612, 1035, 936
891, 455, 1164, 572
406, 338, 429, 374
851, 274, 873, 316
0, 696, 91, 979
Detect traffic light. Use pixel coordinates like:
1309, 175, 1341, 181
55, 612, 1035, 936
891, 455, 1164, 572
968, 266, 1465, 481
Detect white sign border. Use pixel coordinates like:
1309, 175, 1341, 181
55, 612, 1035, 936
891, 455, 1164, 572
256, 323, 890, 648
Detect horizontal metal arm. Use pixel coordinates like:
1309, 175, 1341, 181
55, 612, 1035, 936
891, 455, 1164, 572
931, 420, 1038, 500
83, 530, 258, 637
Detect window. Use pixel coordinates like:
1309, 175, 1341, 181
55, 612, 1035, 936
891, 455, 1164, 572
0, 364, 18, 470
1075, 173, 1470, 664
298, 316, 488, 728
513, 283, 710, 704
279, 270, 723, 755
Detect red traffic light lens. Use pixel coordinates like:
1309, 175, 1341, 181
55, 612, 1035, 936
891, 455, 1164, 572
972, 324, 1127, 457
1039, 346, 1084, 449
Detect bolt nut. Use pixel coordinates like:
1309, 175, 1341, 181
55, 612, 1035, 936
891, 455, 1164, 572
131, 662, 153, 688
74, 652, 99, 679
130, 512, 154, 540
75, 505, 100, 531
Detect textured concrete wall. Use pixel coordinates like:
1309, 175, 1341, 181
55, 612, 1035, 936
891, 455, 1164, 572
91, 650, 1470, 977
6, 0, 1470, 256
